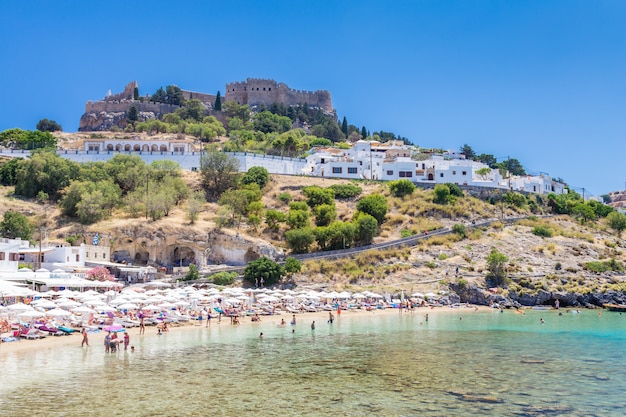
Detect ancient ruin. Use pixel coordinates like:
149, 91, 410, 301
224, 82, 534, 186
78, 79, 333, 131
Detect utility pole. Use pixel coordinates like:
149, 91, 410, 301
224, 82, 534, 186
145, 172, 149, 220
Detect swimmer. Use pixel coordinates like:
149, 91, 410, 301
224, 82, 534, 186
259, 332, 263, 339
311, 321, 315, 330
279, 318, 286, 327
130, 345, 135, 352
540, 318, 545, 324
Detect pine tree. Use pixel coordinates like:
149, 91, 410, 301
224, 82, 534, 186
361, 126, 367, 139
215, 91, 222, 111
133, 86, 139, 101
341, 116, 348, 137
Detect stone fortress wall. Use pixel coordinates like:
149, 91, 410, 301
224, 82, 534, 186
79, 79, 333, 131
225, 78, 333, 113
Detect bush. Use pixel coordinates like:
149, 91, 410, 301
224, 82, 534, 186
211, 271, 237, 286
277, 192, 292, 204
532, 225, 553, 238
438, 253, 449, 260
445, 183, 463, 197
452, 223, 466, 238
356, 194, 388, 224
388, 179, 416, 197
329, 184, 362, 199
400, 229, 414, 238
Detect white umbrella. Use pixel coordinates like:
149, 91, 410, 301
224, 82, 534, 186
411, 292, 425, 298
18, 310, 46, 319
95, 305, 116, 313
46, 308, 72, 318
57, 299, 81, 308
31, 299, 58, 309
141, 304, 163, 311
72, 306, 96, 314
117, 303, 139, 310
7, 302, 34, 311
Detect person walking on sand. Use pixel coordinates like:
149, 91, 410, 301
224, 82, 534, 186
81, 328, 89, 347
123, 332, 130, 351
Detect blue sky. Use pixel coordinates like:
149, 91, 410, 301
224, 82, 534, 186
1, 1, 625, 196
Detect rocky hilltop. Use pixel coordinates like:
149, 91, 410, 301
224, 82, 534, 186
608, 190, 626, 210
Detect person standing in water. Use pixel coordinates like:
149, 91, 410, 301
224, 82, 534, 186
81, 328, 89, 347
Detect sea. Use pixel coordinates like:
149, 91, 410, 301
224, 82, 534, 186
1, 308, 625, 417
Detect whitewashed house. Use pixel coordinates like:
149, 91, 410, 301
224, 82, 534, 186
0, 238, 29, 273
508, 175, 566, 195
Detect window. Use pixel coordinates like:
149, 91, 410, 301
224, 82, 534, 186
76, 254, 80, 262
440, 173, 444, 178
103, 253, 106, 259
399, 171, 413, 178
452, 171, 456, 175
332, 167, 342, 174
268, 87, 271, 91
348, 167, 357, 174
0, 252, 4, 260
462, 171, 467, 176
17, 253, 24, 261
386, 170, 394, 176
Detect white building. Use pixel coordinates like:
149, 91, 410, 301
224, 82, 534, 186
508, 175, 566, 195
83, 137, 194, 153
0, 238, 29, 273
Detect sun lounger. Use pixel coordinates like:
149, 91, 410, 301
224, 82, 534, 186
20, 328, 46, 339
37, 325, 66, 336
57, 326, 76, 334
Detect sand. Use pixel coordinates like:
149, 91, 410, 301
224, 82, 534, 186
0, 305, 490, 356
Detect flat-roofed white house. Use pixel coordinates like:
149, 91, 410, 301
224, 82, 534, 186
0, 238, 29, 273
509, 175, 566, 195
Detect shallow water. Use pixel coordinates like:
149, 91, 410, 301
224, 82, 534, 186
1, 309, 625, 416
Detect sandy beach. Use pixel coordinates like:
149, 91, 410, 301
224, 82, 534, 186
0, 305, 489, 356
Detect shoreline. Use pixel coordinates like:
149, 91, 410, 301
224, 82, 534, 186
0, 305, 492, 356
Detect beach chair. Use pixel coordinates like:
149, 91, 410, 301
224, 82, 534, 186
20, 328, 46, 340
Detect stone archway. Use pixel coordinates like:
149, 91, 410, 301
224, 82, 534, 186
160, 145, 168, 152
151, 144, 158, 152
134, 251, 149, 265
106, 144, 114, 151
171, 246, 196, 267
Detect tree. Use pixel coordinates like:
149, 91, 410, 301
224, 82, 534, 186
186, 191, 205, 224
452, 223, 467, 238
285, 227, 315, 253
284, 256, 302, 278
486, 247, 509, 286
341, 116, 348, 137
15, 150, 79, 200
244, 257, 284, 286
176, 99, 205, 121
265, 209, 286, 232
477, 154, 498, 168
36, 118, 62, 132
253, 111, 292, 134
0, 211, 33, 240
222, 101, 251, 122
361, 126, 367, 139
302, 186, 335, 208
356, 194, 388, 224
214, 91, 222, 111
607, 211, 626, 237
165, 85, 184, 106
433, 184, 451, 205
0, 158, 22, 185
459, 144, 475, 159
127, 105, 139, 124
497, 158, 526, 176
476, 167, 491, 180
151, 87, 166, 103
241, 166, 270, 189
572, 203, 596, 224
133, 86, 139, 101
314, 204, 336, 226
184, 264, 200, 281
104, 154, 147, 194
388, 179, 416, 197
200, 148, 240, 201
287, 209, 311, 229
353, 212, 378, 245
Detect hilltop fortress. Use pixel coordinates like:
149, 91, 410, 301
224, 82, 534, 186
79, 79, 333, 131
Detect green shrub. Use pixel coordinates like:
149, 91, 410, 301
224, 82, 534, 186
457, 278, 468, 288
388, 179, 416, 197
400, 229, 414, 238
438, 253, 449, 260
277, 192, 292, 204
329, 184, 362, 199
532, 225, 553, 238
211, 271, 237, 286
452, 223, 467, 238
426, 261, 437, 269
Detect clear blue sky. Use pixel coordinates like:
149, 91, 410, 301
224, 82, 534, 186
1, 0, 625, 196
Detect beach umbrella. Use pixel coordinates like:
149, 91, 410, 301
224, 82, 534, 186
117, 303, 139, 310
103, 325, 125, 332
96, 305, 116, 313
7, 302, 33, 311
72, 306, 96, 314
57, 299, 81, 308
31, 299, 58, 309
18, 310, 46, 319
46, 308, 72, 318
141, 304, 162, 311
411, 292, 425, 298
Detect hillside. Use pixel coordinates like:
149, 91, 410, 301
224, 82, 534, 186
1, 165, 624, 308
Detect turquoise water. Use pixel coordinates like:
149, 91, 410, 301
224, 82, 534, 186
1, 309, 625, 416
